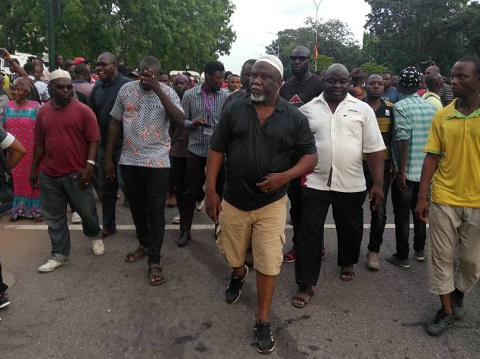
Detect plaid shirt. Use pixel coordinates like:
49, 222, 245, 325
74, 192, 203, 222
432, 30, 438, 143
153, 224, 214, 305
181, 85, 228, 157
393, 93, 436, 181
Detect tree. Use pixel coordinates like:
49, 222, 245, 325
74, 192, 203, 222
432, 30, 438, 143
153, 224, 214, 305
266, 18, 364, 76
360, 62, 389, 75
363, 0, 469, 73
0, 0, 236, 71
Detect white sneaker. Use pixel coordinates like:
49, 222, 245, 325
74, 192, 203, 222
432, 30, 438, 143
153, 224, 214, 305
38, 259, 67, 272
91, 239, 105, 256
71, 212, 82, 224
195, 199, 204, 211
172, 214, 180, 224
367, 251, 380, 270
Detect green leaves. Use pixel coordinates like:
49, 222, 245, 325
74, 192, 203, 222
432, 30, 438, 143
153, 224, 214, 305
363, 0, 472, 73
1, 0, 236, 72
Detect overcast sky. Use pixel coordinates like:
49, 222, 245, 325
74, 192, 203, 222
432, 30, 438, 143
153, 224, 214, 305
218, 0, 371, 73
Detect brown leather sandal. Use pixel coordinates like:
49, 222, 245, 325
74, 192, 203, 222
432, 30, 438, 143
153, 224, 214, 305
149, 265, 166, 286
125, 247, 147, 263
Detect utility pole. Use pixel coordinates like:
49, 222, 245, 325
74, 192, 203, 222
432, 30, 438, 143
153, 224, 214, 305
312, 0, 323, 72
45, 0, 56, 70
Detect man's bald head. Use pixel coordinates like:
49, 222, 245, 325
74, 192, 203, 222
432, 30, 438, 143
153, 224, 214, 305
291, 46, 311, 58
97, 52, 118, 67
323, 63, 351, 104
425, 72, 443, 92
425, 65, 440, 75
324, 63, 350, 78
290, 46, 312, 78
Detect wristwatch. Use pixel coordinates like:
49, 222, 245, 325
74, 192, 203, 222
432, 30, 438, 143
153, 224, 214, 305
86, 160, 96, 166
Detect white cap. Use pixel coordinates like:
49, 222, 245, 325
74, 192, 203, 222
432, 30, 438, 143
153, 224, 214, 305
49, 69, 71, 81
255, 54, 283, 77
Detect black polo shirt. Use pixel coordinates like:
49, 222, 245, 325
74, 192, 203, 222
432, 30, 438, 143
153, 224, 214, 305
210, 96, 316, 211
89, 74, 131, 148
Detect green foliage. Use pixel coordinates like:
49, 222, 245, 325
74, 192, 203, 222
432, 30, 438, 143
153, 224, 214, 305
363, 0, 469, 73
315, 54, 335, 71
0, 0, 236, 72
265, 18, 364, 76
359, 62, 389, 75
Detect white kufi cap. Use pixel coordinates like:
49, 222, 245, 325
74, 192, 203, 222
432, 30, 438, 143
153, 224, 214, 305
255, 54, 283, 77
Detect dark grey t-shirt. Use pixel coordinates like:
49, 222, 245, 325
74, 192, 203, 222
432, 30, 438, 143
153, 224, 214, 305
210, 96, 316, 211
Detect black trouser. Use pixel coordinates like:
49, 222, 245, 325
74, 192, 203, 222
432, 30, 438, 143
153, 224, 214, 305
287, 177, 302, 246
121, 166, 169, 265
391, 180, 426, 260
295, 188, 367, 286
171, 156, 188, 210
363, 160, 391, 253
179, 152, 223, 232
0, 260, 7, 293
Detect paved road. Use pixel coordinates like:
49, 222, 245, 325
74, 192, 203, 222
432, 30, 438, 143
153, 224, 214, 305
0, 197, 479, 359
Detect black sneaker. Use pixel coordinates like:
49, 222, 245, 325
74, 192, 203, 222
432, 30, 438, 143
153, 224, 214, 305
451, 289, 465, 320
415, 250, 426, 261
254, 320, 275, 354
225, 265, 249, 304
386, 253, 410, 268
177, 231, 191, 247
426, 309, 455, 336
0, 292, 10, 309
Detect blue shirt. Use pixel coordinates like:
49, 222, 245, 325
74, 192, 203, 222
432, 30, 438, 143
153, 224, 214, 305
382, 86, 402, 103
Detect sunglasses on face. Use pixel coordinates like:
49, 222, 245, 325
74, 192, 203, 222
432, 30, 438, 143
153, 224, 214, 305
54, 84, 73, 90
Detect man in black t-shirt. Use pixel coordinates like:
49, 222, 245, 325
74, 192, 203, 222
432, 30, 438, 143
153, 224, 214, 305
206, 55, 317, 354
279, 46, 323, 264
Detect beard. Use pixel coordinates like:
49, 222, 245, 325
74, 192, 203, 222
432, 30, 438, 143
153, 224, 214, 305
250, 93, 266, 103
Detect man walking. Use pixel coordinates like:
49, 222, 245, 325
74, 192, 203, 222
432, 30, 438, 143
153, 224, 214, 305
90, 52, 130, 239
416, 56, 480, 336
177, 61, 227, 247
279, 45, 323, 263
206, 55, 317, 353
0, 128, 26, 308
386, 67, 436, 268
363, 74, 395, 270
31, 70, 105, 272
292, 64, 385, 308
106, 56, 184, 285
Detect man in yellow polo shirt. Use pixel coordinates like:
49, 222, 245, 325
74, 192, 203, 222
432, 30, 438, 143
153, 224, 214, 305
415, 55, 480, 337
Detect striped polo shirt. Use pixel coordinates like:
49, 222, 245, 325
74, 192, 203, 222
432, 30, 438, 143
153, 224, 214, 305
392, 93, 436, 181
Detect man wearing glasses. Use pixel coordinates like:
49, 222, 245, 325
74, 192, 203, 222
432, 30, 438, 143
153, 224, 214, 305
90, 52, 130, 239
279, 46, 323, 264
31, 70, 104, 272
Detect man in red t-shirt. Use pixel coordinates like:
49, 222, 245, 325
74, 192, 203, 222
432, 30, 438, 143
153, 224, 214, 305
30, 69, 104, 272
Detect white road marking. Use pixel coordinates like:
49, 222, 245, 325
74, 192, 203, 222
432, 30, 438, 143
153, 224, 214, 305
2, 223, 427, 230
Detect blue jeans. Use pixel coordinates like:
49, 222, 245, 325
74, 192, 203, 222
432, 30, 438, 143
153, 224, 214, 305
120, 166, 169, 265
391, 180, 427, 259
40, 172, 101, 260
98, 147, 125, 232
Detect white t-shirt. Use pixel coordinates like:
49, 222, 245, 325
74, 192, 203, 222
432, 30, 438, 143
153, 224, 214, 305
299, 93, 386, 192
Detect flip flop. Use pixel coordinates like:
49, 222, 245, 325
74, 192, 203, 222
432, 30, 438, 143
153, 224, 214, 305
125, 247, 147, 263
149, 265, 166, 286
292, 286, 314, 308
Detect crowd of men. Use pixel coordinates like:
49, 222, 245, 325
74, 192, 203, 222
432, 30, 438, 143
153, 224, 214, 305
0, 47, 479, 354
